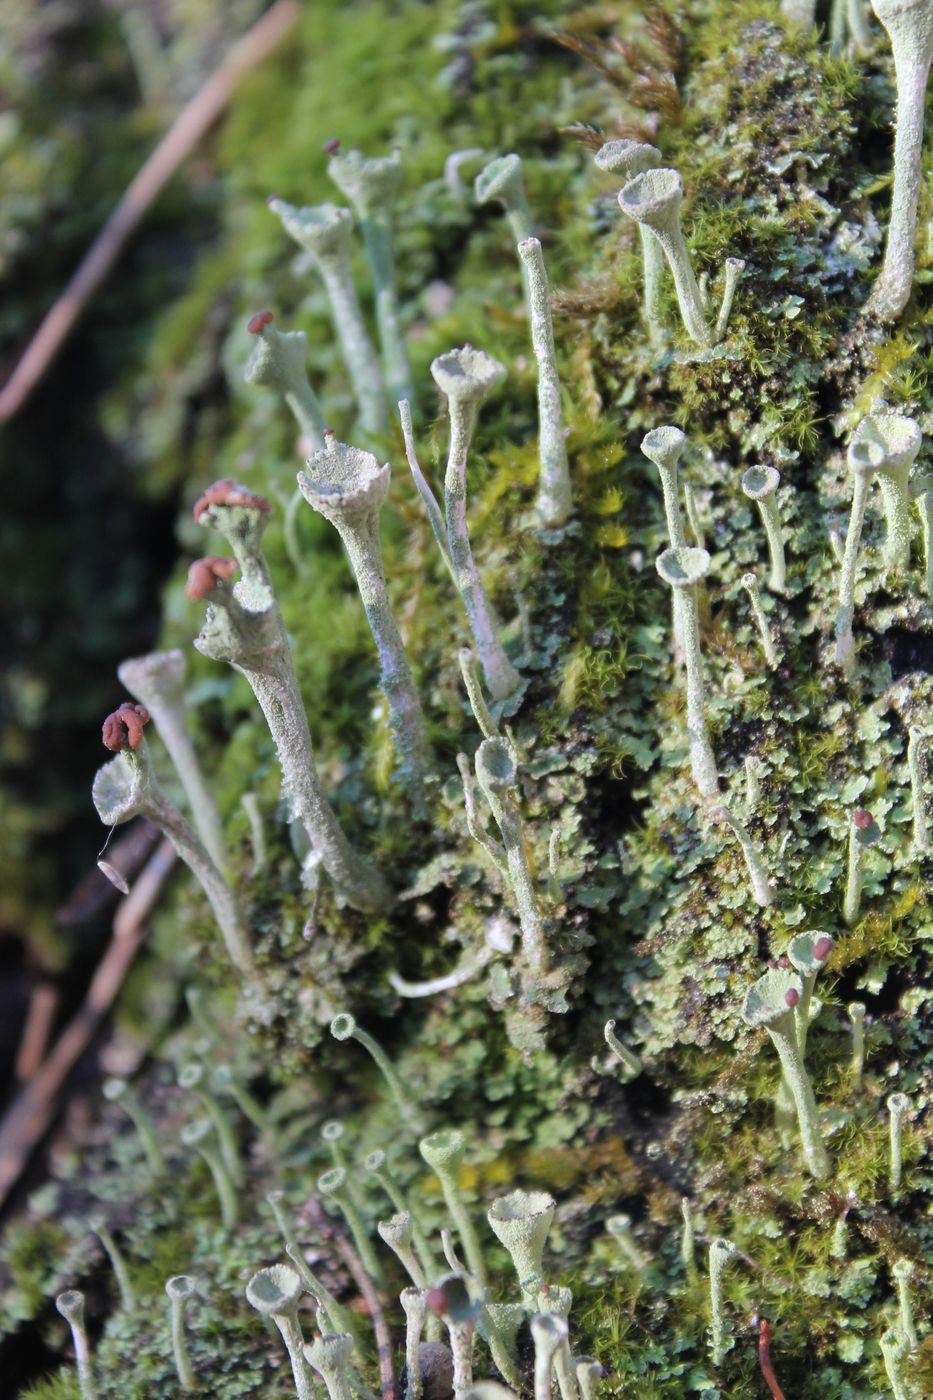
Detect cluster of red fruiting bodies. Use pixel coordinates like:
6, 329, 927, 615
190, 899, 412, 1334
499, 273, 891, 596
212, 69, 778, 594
101, 702, 150, 752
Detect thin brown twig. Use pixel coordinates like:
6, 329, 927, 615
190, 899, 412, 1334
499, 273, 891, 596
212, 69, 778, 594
758, 1317, 787, 1400
305, 1195, 396, 1400
0, 0, 300, 423
0, 840, 175, 1209
14, 983, 61, 1084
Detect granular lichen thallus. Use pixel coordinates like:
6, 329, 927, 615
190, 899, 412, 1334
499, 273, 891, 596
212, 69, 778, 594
268, 197, 387, 434
617, 168, 743, 349
189, 480, 389, 913
655, 546, 720, 800
93, 703, 254, 976
742, 967, 832, 1179
404, 345, 520, 702
298, 435, 433, 797
243, 310, 326, 450
117, 648, 226, 872
327, 145, 414, 408
594, 139, 664, 344
517, 237, 572, 528
868, 0, 933, 320
457, 738, 546, 971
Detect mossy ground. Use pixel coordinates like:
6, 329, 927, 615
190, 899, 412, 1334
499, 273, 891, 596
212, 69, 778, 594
1, 1, 930, 1398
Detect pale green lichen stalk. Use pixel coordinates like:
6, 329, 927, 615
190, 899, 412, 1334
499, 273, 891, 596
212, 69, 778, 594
742, 968, 831, 1179
268, 196, 387, 434
835, 433, 886, 674
90, 1217, 134, 1311
603, 1019, 642, 1079
55, 1290, 96, 1400
420, 1130, 488, 1287
892, 1258, 918, 1349
432, 346, 521, 701
517, 237, 571, 528
165, 1276, 197, 1392
848, 1001, 867, 1089
475, 154, 535, 312
617, 168, 742, 349
710, 804, 773, 906
298, 435, 433, 795
888, 1091, 910, 1192
243, 311, 326, 449
868, 0, 933, 319
594, 139, 664, 344
641, 427, 687, 547
377, 1213, 426, 1288
880, 1327, 911, 1400
117, 648, 226, 871
536, 1287, 577, 1400
475, 154, 533, 244
177, 1061, 243, 1187
459, 738, 546, 971
330, 1012, 421, 1130
843, 807, 878, 926
655, 547, 719, 800
180, 1119, 239, 1231
914, 474, 933, 593
400, 1287, 426, 1400
304, 1331, 356, 1400
487, 1188, 555, 1301
907, 725, 930, 855
741, 466, 787, 595
365, 1152, 435, 1285
707, 1238, 737, 1366
786, 931, 834, 1056
530, 1312, 567, 1400
606, 1215, 647, 1272
93, 706, 254, 976
328, 145, 414, 408
102, 1076, 164, 1177
849, 410, 921, 571
740, 573, 780, 669
246, 1265, 315, 1400
191, 483, 390, 913
680, 1199, 696, 1280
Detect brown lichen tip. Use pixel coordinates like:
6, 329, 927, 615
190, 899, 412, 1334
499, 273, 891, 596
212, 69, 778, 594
102, 702, 150, 752
813, 935, 833, 961
193, 480, 272, 523
784, 987, 800, 1008
247, 310, 275, 335
185, 556, 238, 600
323, 138, 341, 155
852, 808, 873, 830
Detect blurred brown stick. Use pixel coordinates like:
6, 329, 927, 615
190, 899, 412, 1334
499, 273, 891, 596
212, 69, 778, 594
0, 0, 300, 423
0, 839, 175, 1208
14, 983, 61, 1084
